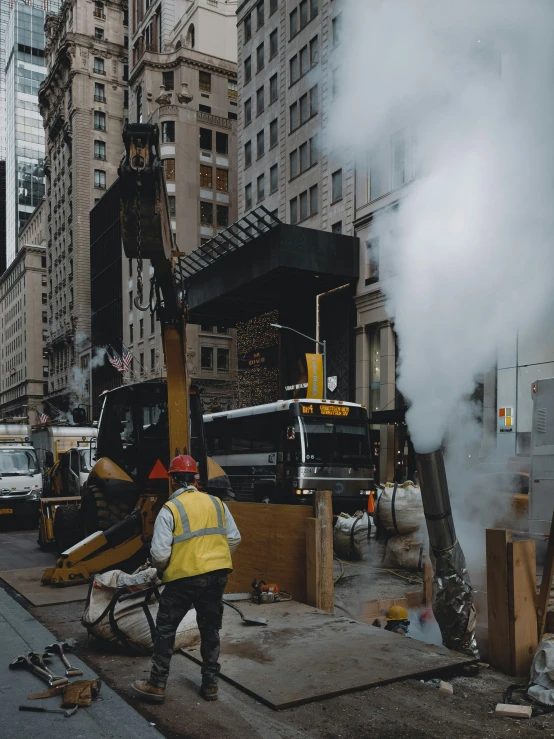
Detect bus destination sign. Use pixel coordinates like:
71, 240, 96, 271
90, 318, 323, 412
301, 404, 350, 417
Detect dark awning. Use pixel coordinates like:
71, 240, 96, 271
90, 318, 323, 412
179, 210, 359, 326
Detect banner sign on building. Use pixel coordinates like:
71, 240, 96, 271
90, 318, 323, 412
306, 353, 323, 399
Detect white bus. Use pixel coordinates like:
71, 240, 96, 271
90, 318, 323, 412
203, 399, 374, 511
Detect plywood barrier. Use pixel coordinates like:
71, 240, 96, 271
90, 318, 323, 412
226, 502, 314, 603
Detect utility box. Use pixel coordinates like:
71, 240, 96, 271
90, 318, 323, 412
529, 377, 554, 536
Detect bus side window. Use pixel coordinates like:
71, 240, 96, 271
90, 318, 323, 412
231, 417, 252, 452
252, 415, 279, 452
207, 419, 228, 454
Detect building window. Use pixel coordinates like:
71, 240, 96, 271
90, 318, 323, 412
244, 98, 252, 125
270, 164, 278, 193
270, 118, 278, 148
310, 35, 319, 66
199, 127, 212, 150
290, 197, 298, 225
300, 45, 309, 76
200, 164, 213, 188
129, 324, 134, 343
140, 352, 145, 372
94, 82, 106, 103
256, 0, 264, 29
216, 132, 229, 155
94, 27, 104, 40
42, 328, 48, 340
200, 202, 213, 225
290, 55, 299, 85
168, 195, 176, 217
217, 347, 230, 374
94, 0, 105, 18
310, 184, 318, 214
244, 13, 252, 41
94, 111, 106, 130
311, 0, 318, 16
290, 8, 298, 38
269, 74, 278, 104
42, 292, 47, 304
161, 120, 175, 143
150, 348, 156, 371
93, 57, 105, 74
270, 29, 278, 59
299, 190, 308, 221
244, 140, 252, 167
257, 42, 264, 72
332, 221, 342, 234
163, 71, 174, 91
244, 56, 252, 83
257, 174, 265, 202
245, 183, 252, 209
94, 140, 106, 160
309, 133, 318, 166
217, 205, 229, 228
300, 0, 308, 28
299, 142, 308, 172
299, 93, 308, 124
123, 64, 129, 81
150, 313, 155, 333
332, 169, 343, 202
43, 366, 49, 378
136, 85, 142, 122
290, 101, 298, 131
332, 13, 342, 47
290, 149, 298, 179
94, 170, 106, 189
216, 169, 228, 192
124, 89, 129, 108
199, 71, 211, 93
42, 311, 48, 323
163, 159, 175, 181
270, 0, 278, 14
199, 105, 211, 114
129, 290, 133, 308
257, 86, 264, 116
310, 84, 318, 115
139, 318, 144, 338
257, 130, 265, 159
201, 346, 213, 371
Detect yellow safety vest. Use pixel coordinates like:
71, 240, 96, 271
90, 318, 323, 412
162, 489, 232, 583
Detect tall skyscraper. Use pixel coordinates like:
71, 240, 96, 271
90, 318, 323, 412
4, 0, 59, 269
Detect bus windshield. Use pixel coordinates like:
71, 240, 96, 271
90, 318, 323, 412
0, 449, 40, 476
298, 417, 370, 465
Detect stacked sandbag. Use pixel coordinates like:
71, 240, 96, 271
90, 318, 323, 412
382, 532, 425, 569
334, 511, 372, 561
82, 568, 199, 654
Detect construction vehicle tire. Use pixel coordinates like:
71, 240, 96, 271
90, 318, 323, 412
85, 485, 132, 532
54, 506, 83, 554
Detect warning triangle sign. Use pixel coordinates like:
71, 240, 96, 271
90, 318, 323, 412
148, 459, 169, 479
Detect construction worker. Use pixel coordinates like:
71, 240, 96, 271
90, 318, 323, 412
132, 454, 241, 704
384, 605, 411, 636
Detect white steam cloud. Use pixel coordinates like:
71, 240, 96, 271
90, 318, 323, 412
332, 0, 554, 453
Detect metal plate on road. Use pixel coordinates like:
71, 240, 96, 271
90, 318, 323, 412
0, 508, 13, 514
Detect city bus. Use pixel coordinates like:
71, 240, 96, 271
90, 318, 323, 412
203, 399, 374, 512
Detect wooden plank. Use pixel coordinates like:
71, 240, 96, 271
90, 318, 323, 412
486, 528, 512, 674
305, 517, 321, 608
181, 600, 477, 710
507, 539, 537, 676
225, 502, 313, 602
314, 490, 334, 613
537, 510, 554, 639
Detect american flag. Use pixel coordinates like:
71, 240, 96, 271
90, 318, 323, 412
38, 412, 50, 424
107, 349, 126, 374
121, 343, 133, 373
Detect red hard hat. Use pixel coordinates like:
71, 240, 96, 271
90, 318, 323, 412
168, 455, 198, 475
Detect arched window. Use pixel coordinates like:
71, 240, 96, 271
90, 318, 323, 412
186, 24, 195, 49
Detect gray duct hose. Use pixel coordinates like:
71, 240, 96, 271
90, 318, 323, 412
416, 449, 479, 658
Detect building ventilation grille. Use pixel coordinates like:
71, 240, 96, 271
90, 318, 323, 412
537, 407, 547, 433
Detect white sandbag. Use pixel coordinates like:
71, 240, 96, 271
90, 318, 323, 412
333, 512, 372, 561
528, 634, 554, 706
375, 482, 425, 536
382, 533, 425, 570
82, 568, 200, 654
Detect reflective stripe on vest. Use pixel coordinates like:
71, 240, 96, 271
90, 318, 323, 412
171, 494, 226, 543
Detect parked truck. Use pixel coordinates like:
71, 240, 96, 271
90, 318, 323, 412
0, 421, 42, 528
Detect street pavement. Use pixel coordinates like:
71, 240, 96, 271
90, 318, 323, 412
0, 587, 163, 739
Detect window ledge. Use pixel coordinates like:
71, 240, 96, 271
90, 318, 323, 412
331, 196, 343, 205
289, 64, 318, 90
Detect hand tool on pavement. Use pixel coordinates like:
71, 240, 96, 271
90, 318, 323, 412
9, 653, 68, 688
222, 599, 268, 626
251, 579, 292, 604
29, 652, 69, 686
19, 705, 78, 718
44, 640, 83, 677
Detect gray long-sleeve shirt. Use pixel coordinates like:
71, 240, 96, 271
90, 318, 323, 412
150, 486, 241, 574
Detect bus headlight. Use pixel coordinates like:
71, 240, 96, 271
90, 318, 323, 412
360, 489, 372, 496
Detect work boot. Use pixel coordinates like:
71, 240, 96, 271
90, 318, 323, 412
131, 680, 166, 704
200, 682, 218, 702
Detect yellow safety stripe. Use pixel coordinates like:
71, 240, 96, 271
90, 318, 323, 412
171, 495, 226, 544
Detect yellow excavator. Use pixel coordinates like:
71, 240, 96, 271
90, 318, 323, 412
42, 123, 230, 586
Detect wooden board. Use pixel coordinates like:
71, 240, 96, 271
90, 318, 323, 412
486, 529, 512, 674
507, 539, 537, 676
537, 511, 554, 638
181, 600, 477, 710
0, 566, 88, 606
305, 518, 320, 608
226, 503, 313, 602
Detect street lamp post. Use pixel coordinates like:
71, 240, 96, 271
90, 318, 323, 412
270, 323, 327, 400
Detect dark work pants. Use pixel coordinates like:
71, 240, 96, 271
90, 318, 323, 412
149, 570, 228, 688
